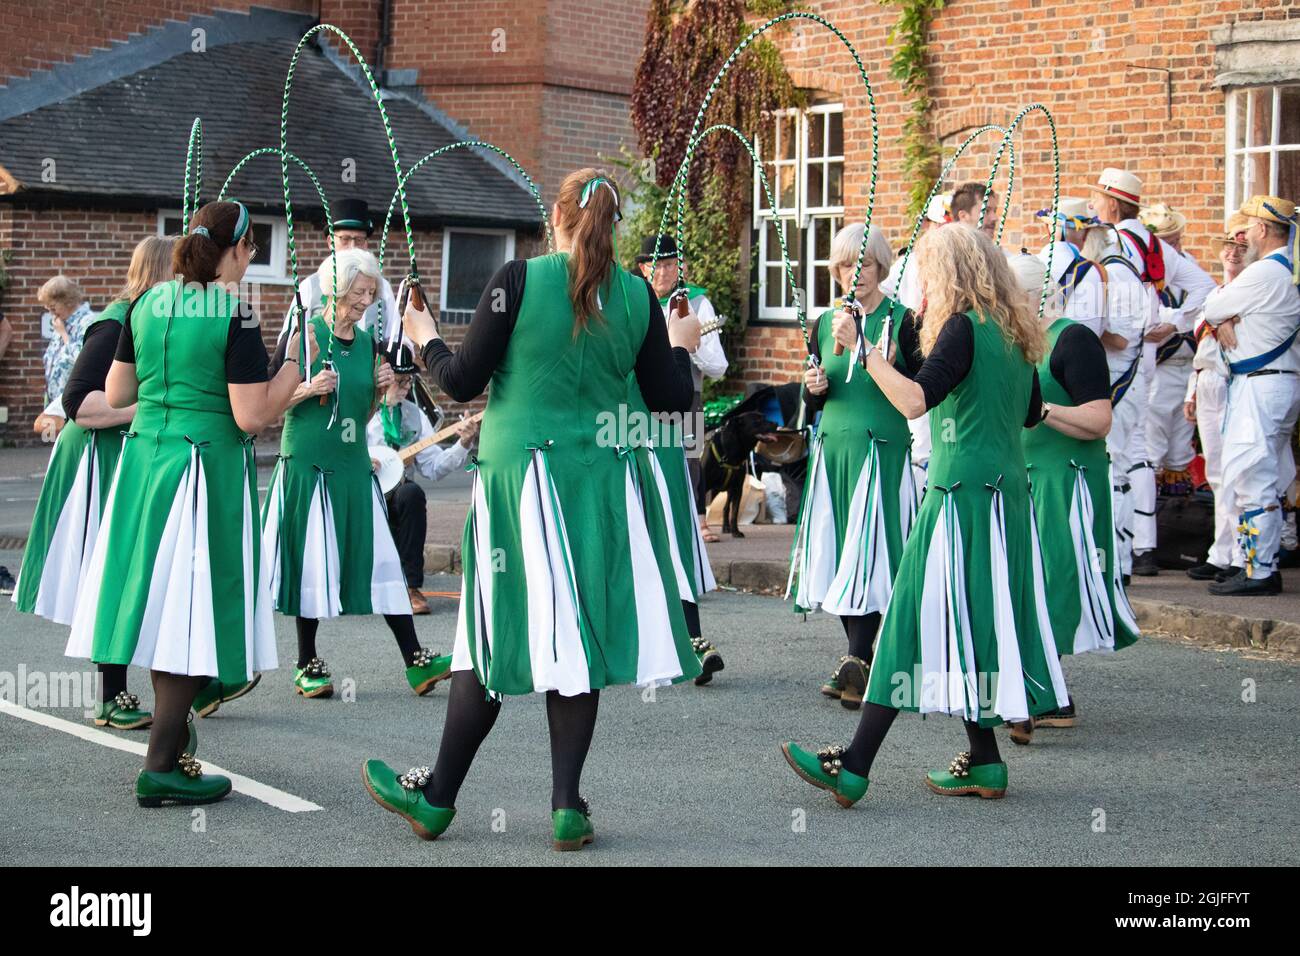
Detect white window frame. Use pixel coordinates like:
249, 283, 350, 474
438, 226, 516, 315
753, 103, 845, 322
157, 209, 290, 284
1224, 84, 1300, 217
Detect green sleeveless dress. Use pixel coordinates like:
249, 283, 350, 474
625, 378, 715, 603
1022, 318, 1139, 655
15, 302, 129, 624
788, 298, 917, 615
453, 253, 700, 696
865, 311, 1069, 727
65, 280, 276, 683
262, 311, 409, 618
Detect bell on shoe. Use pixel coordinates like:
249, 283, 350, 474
93, 691, 152, 730
780, 742, 869, 808
406, 648, 453, 696
136, 757, 232, 808
552, 798, 595, 851
924, 751, 1007, 799
361, 759, 455, 840
691, 637, 725, 686
293, 658, 335, 698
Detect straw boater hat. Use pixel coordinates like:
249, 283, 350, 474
1089, 167, 1143, 206
1140, 203, 1187, 238
1240, 194, 1299, 283
1217, 212, 1251, 246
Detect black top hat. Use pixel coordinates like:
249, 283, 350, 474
635, 234, 679, 264
332, 198, 374, 236
385, 342, 418, 374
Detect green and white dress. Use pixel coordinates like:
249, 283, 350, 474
15, 303, 128, 624
1022, 318, 1140, 655
443, 254, 700, 696
66, 280, 276, 682
864, 311, 1068, 727
626, 379, 715, 603
261, 312, 409, 618
788, 299, 918, 615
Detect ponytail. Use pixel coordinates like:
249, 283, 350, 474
556, 167, 622, 335
171, 200, 251, 284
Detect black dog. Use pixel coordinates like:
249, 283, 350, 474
700, 410, 776, 537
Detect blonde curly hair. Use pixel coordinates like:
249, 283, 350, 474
914, 224, 1046, 365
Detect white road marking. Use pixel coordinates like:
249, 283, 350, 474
0, 698, 322, 812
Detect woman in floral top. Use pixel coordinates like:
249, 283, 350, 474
38, 275, 95, 406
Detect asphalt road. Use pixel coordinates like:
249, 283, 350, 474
2, 555, 1297, 866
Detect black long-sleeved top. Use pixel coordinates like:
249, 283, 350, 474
803, 305, 925, 417
912, 313, 1043, 427
420, 259, 694, 414
62, 318, 123, 423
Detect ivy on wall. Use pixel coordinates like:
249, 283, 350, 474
879, 0, 944, 218
626, 0, 802, 348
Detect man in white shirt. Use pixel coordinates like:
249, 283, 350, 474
1034, 197, 1108, 337
366, 346, 479, 613
1203, 195, 1300, 595
280, 198, 401, 346
1089, 168, 1215, 578
636, 235, 728, 535
1184, 214, 1250, 581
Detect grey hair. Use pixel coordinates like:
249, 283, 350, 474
316, 247, 381, 299
829, 222, 893, 284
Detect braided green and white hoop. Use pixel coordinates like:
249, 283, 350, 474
980, 103, 1061, 322
182, 117, 203, 232
652, 12, 881, 355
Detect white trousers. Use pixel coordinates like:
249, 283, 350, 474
1195, 371, 1235, 568
1108, 366, 1150, 572
1147, 360, 1195, 470
1222, 372, 1300, 577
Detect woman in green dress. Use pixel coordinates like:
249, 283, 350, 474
362, 168, 701, 849
67, 200, 308, 807
15, 237, 171, 730
1011, 252, 1139, 741
789, 223, 920, 709
262, 248, 453, 700
782, 223, 1069, 806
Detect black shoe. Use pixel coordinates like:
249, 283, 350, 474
1215, 565, 1243, 583
691, 639, 725, 686
1131, 552, 1160, 577
1035, 701, 1077, 727
0, 566, 14, 594
1186, 562, 1228, 581
1208, 570, 1282, 596
836, 655, 869, 711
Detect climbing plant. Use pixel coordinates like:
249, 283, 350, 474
879, 0, 944, 218
628, 0, 802, 342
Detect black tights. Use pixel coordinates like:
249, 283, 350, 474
142, 672, 203, 773
681, 600, 701, 639
839, 612, 880, 663
841, 702, 1001, 780
99, 663, 128, 703
295, 615, 422, 668
423, 670, 599, 811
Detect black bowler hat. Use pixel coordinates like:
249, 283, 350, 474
635, 234, 679, 264
332, 198, 374, 236
385, 343, 418, 374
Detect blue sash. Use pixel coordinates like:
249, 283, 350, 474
1226, 253, 1300, 376
1110, 353, 1141, 406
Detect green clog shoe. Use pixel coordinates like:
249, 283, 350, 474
835, 656, 869, 711
691, 638, 725, 686
136, 758, 232, 808
93, 691, 152, 730
924, 752, 1008, 799
781, 742, 869, 808
293, 658, 334, 699
361, 760, 455, 841
552, 799, 594, 851
192, 673, 262, 718
406, 648, 453, 696
820, 674, 844, 700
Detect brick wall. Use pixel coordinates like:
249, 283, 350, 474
727, 0, 1300, 389
0, 0, 318, 84
0, 202, 530, 445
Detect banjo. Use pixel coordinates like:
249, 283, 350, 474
370, 410, 485, 493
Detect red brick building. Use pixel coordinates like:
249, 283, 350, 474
2, 0, 1299, 441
